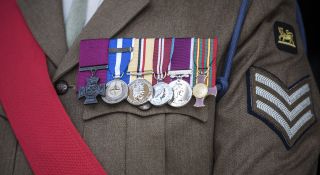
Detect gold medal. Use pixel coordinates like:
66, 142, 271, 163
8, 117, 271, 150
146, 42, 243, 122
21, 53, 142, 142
192, 73, 208, 107
192, 82, 208, 99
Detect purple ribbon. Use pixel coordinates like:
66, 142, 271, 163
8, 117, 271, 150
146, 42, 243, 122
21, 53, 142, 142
77, 39, 109, 90
170, 38, 191, 82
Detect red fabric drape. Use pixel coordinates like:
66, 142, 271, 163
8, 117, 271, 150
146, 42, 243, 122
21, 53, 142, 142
0, 1, 107, 174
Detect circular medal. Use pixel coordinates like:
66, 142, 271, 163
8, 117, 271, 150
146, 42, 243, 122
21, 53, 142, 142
192, 83, 208, 98
168, 79, 192, 107
102, 79, 128, 104
150, 82, 173, 106
127, 78, 153, 106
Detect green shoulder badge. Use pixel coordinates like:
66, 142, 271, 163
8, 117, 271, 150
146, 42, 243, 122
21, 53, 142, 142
274, 21, 298, 54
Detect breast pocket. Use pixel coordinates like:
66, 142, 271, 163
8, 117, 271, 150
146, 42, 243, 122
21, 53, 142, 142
82, 96, 216, 175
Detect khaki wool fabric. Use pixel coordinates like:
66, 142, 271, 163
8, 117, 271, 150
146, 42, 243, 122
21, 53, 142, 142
1, 0, 319, 174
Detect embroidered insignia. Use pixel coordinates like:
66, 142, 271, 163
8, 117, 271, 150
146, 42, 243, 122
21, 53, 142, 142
247, 67, 316, 149
274, 21, 297, 54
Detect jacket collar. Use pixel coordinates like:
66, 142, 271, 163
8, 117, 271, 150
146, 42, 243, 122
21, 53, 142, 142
17, 0, 150, 82
17, 0, 67, 67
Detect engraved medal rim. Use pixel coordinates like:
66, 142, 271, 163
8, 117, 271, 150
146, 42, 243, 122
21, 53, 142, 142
127, 78, 153, 106
168, 79, 192, 108
102, 79, 128, 104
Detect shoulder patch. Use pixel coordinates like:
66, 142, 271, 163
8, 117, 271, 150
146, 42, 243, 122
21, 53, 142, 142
274, 21, 297, 54
247, 67, 316, 149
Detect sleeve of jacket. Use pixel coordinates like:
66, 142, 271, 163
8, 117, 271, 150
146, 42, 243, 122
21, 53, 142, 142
213, 0, 320, 174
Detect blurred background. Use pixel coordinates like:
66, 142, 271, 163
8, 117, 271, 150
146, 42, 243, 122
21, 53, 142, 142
298, 1, 320, 173
298, 0, 320, 89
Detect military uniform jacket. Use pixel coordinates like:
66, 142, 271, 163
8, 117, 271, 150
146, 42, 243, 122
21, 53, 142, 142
0, 0, 320, 174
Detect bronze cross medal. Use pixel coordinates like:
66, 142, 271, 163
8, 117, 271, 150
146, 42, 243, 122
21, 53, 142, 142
78, 75, 106, 105
192, 73, 217, 107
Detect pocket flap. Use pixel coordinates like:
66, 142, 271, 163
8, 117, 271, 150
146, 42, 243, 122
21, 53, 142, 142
82, 96, 215, 123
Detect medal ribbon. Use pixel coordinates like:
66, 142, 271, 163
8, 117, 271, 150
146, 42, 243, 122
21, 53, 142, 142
152, 38, 172, 85
169, 38, 194, 86
128, 38, 155, 83
107, 38, 134, 84
192, 37, 218, 87
77, 39, 109, 90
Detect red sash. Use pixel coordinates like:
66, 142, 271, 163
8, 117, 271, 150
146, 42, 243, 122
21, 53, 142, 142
0, 1, 107, 174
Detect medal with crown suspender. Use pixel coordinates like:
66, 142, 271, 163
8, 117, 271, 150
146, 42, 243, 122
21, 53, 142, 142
127, 38, 154, 106
150, 38, 174, 106
167, 38, 194, 108
78, 66, 107, 104
102, 38, 133, 104
77, 39, 109, 105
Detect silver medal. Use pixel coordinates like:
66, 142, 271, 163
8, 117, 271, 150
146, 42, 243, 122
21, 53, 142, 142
150, 82, 173, 106
168, 79, 192, 107
102, 78, 128, 104
127, 78, 153, 106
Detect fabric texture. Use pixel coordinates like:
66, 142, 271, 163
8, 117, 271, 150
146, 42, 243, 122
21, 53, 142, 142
63, 0, 104, 25
0, 1, 107, 174
77, 39, 109, 90
107, 38, 134, 84
65, 0, 88, 48
0, 0, 320, 175
152, 38, 172, 84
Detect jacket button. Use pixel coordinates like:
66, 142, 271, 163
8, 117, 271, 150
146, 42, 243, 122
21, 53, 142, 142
55, 80, 69, 95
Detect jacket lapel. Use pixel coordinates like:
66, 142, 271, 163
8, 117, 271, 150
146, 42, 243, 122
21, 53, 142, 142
52, 0, 150, 82
17, 0, 67, 67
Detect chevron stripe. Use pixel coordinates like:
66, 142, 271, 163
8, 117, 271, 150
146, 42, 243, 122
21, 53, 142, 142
256, 86, 311, 121
255, 73, 310, 105
256, 100, 313, 139
248, 67, 316, 149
